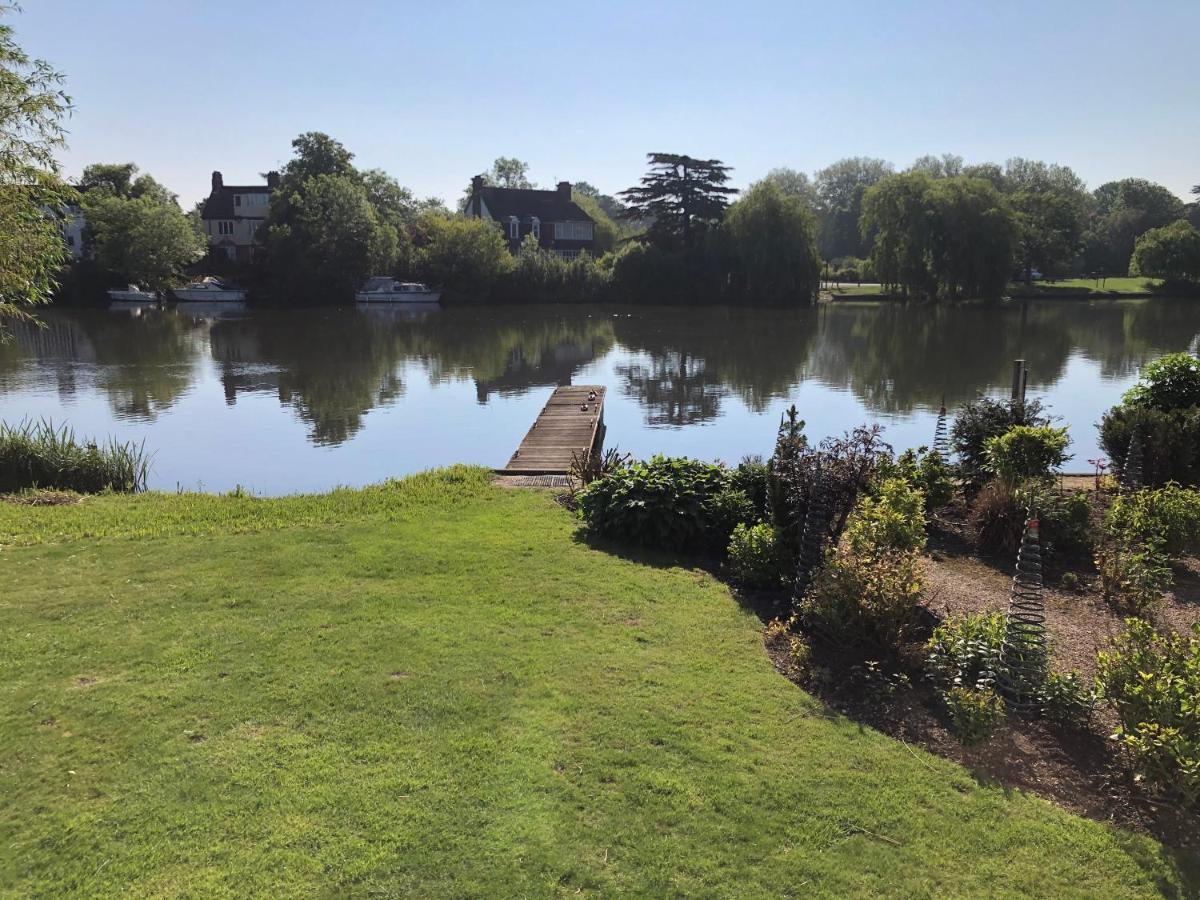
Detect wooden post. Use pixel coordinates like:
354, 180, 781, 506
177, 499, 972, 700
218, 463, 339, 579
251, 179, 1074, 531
1011, 359, 1025, 401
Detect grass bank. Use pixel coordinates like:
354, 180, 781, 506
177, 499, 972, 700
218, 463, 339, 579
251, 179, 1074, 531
1007, 276, 1165, 298
1, 468, 1195, 895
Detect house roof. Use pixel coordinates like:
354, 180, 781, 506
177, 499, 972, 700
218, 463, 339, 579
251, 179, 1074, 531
477, 186, 593, 223
201, 185, 272, 220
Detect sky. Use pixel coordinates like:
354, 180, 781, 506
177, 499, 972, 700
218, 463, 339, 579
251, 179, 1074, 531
14, 0, 1200, 208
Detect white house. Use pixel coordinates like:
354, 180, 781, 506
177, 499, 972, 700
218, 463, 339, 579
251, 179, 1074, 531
200, 170, 278, 262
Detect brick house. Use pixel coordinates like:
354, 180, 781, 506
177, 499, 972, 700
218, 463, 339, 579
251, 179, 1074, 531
465, 176, 595, 258
200, 170, 279, 262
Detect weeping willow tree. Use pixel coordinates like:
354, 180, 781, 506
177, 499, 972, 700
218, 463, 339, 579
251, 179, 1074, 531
0, 4, 74, 336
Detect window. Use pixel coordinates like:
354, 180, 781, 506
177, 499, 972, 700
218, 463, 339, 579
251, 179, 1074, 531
218, 220, 235, 236
531, 216, 540, 240
234, 195, 242, 207
553, 221, 594, 241
508, 216, 519, 240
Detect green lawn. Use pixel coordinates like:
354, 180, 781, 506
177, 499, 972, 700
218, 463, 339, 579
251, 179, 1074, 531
2, 469, 1196, 896
1008, 276, 1163, 296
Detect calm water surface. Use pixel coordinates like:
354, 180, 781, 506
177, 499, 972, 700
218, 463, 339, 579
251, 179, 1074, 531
2, 300, 1199, 494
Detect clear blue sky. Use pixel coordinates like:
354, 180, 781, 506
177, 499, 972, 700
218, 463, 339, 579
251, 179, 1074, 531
15, 0, 1200, 207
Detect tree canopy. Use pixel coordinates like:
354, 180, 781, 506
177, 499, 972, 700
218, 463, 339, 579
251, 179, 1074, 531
619, 153, 737, 250
723, 181, 821, 306
0, 6, 73, 331
279, 132, 356, 188
814, 157, 894, 260
414, 211, 512, 299
1083, 178, 1185, 275
1130, 219, 1200, 283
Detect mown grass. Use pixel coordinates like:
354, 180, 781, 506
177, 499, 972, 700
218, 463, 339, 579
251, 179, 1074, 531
1009, 277, 1164, 296
2, 469, 1196, 896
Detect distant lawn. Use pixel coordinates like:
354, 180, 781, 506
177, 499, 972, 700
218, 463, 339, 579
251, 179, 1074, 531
826, 283, 885, 296
2, 469, 1196, 895
1009, 276, 1164, 296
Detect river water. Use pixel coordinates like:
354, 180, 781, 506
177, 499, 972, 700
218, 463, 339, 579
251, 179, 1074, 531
2, 299, 1198, 494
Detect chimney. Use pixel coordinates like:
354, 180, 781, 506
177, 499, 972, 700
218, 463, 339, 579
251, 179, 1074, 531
557, 181, 571, 200
472, 175, 484, 193
211, 171, 223, 192
266, 170, 280, 189
470, 175, 485, 217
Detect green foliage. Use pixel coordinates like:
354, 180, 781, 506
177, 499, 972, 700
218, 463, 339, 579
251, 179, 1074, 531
1099, 403, 1200, 489
1095, 538, 1172, 617
1030, 486, 1094, 554
945, 686, 1006, 745
571, 190, 619, 254
1037, 671, 1097, 725
984, 425, 1070, 485
968, 481, 1092, 557
722, 181, 822, 306
414, 211, 513, 300
0, 419, 149, 493
1106, 483, 1200, 557
1083, 178, 1186, 276
731, 455, 769, 522
1130, 219, 1200, 283
844, 477, 927, 555
814, 156, 894, 261
278, 131, 356, 188
726, 522, 784, 587
578, 455, 746, 554
950, 397, 1050, 488
81, 186, 206, 290
0, 6, 72, 328
498, 235, 609, 303
1121, 352, 1200, 413
618, 153, 737, 250
860, 172, 1017, 300
1097, 620, 1200, 805
265, 174, 399, 304
926, 612, 1006, 693
1000, 158, 1090, 279
967, 480, 1025, 555
878, 446, 954, 512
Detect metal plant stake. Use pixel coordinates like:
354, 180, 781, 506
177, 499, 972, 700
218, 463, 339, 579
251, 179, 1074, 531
997, 510, 1047, 712
932, 402, 950, 463
1121, 422, 1144, 492
791, 462, 830, 613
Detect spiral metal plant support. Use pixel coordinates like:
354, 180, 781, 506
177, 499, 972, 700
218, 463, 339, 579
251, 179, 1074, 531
1121, 422, 1144, 492
997, 510, 1047, 712
791, 461, 830, 613
932, 402, 950, 463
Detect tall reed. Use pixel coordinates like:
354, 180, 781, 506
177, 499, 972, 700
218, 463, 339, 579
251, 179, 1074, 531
0, 419, 150, 493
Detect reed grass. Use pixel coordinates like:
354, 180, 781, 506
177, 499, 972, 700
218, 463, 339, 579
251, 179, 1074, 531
0, 418, 150, 494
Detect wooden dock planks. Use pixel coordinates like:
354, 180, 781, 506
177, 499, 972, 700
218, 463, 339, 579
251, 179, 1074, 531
499, 385, 606, 475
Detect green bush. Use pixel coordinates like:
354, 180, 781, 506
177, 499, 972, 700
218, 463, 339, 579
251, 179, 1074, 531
1036, 671, 1097, 725
1095, 538, 1172, 617
1106, 483, 1200, 557
1122, 352, 1200, 413
0, 419, 150, 494
968, 482, 1090, 557
926, 612, 1006, 693
803, 541, 925, 650
878, 446, 954, 512
726, 522, 784, 587
945, 686, 1006, 745
967, 480, 1025, 555
578, 456, 747, 554
1097, 620, 1200, 805
844, 477, 927, 554
950, 397, 1050, 488
1098, 403, 1200, 488
731, 455, 769, 522
984, 425, 1070, 486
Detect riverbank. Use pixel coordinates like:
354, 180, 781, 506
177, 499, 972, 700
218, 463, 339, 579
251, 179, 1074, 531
824, 276, 1180, 301
1, 470, 1195, 895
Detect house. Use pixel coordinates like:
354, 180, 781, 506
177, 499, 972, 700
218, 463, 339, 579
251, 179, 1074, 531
60, 204, 86, 259
465, 176, 595, 258
200, 170, 279, 262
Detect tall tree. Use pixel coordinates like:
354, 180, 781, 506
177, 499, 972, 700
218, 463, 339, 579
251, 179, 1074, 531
81, 186, 207, 291
618, 152, 736, 250
278, 132, 356, 188
488, 156, 533, 189
1083, 178, 1185, 275
753, 167, 819, 210
0, 6, 73, 332
723, 181, 822, 306
1001, 158, 1090, 279
1130, 220, 1200, 283
814, 157, 894, 260
908, 154, 964, 179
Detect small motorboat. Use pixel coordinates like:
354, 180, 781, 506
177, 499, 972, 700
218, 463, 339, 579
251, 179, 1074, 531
107, 285, 159, 304
173, 277, 247, 302
355, 277, 441, 304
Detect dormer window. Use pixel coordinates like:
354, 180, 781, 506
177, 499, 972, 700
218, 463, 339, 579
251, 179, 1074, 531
234, 195, 242, 207
531, 216, 540, 240
508, 216, 519, 240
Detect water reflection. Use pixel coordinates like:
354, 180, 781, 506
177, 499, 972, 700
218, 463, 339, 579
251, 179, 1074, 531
2, 299, 1199, 488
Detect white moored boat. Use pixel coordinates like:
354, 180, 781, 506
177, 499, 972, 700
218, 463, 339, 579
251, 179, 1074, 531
107, 285, 159, 304
173, 277, 247, 303
355, 277, 441, 304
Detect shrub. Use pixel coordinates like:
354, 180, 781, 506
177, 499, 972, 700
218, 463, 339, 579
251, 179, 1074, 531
945, 686, 1006, 745
1099, 403, 1200, 488
951, 397, 1050, 488
1122, 352, 1200, 413
844, 477, 927, 555
732, 455, 769, 522
802, 541, 924, 650
968, 480, 1025, 555
1097, 620, 1200, 805
1106, 483, 1200, 557
984, 425, 1070, 486
727, 522, 784, 587
1036, 671, 1096, 725
1095, 538, 1172, 617
878, 446, 954, 513
1031, 486, 1093, 555
578, 455, 746, 554
926, 612, 1006, 693
0, 419, 150, 494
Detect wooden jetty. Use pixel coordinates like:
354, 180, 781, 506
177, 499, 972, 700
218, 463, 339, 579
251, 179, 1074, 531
498, 385, 606, 476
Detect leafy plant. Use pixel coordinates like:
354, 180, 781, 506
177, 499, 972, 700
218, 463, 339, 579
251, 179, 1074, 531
578, 455, 747, 554
950, 397, 1050, 489
568, 446, 629, 487
1121, 352, 1200, 413
984, 425, 1070, 486
1036, 671, 1096, 725
731, 455, 769, 523
0, 418, 150, 494
844, 477, 927, 555
1097, 620, 1200, 805
945, 686, 1006, 745
1106, 483, 1200, 557
878, 446, 954, 512
1099, 403, 1200, 489
926, 612, 1006, 694
726, 522, 784, 587
1094, 538, 1172, 617
967, 480, 1025, 555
